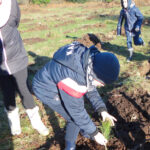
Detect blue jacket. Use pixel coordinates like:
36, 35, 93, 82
32, 42, 107, 136
117, 0, 143, 35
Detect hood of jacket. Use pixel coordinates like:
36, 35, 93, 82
121, 0, 135, 9
53, 41, 99, 77
0, 0, 11, 28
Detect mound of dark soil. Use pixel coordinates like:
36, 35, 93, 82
76, 33, 102, 50
75, 32, 116, 51
106, 88, 150, 150
75, 88, 150, 150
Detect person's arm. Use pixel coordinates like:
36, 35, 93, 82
134, 7, 144, 31
117, 10, 124, 35
85, 87, 107, 114
86, 87, 117, 126
15, 0, 21, 27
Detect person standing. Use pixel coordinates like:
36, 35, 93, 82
0, 0, 49, 136
117, 0, 144, 62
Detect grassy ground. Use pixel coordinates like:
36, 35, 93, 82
0, 1, 150, 150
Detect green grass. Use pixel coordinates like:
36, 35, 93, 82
0, 1, 150, 149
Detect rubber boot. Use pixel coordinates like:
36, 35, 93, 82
26, 106, 49, 136
142, 41, 145, 46
127, 48, 133, 62
65, 141, 76, 150
5, 107, 21, 135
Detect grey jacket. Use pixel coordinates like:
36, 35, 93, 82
0, 0, 28, 75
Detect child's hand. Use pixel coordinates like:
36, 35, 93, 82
135, 26, 140, 32
101, 111, 117, 126
94, 132, 108, 146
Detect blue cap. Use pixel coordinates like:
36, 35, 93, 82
93, 52, 120, 84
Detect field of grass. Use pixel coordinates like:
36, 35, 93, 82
0, 1, 150, 150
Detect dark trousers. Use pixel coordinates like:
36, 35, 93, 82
0, 68, 35, 111
45, 101, 80, 144
126, 30, 144, 49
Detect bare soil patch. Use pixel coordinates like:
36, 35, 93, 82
23, 37, 46, 45
23, 24, 49, 33
76, 33, 102, 50
84, 1, 120, 10
105, 88, 150, 150
138, 60, 150, 77
143, 18, 150, 26
79, 23, 106, 30
135, 0, 150, 6
55, 20, 76, 28
75, 33, 114, 50
20, 18, 33, 23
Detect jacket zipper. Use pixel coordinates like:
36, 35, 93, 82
0, 30, 11, 74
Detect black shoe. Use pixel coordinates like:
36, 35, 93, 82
126, 56, 132, 62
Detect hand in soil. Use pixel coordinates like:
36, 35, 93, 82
101, 111, 117, 126
94, 132, 108, 146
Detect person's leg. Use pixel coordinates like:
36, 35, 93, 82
13, 67, 35, 109
126, 31, 133, 62
65, 121, 80, 150
133, 32, 144, 46
13, 68, 49, 136
126, 31, 132, 50
0, 75, 21, 135
46, 102, 80, 150
26, 106, 49, 136
0, 75, 16, 110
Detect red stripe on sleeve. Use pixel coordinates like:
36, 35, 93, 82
57, 81, 86, 98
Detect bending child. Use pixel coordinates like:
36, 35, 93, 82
117, 0, 144, 62
32, 41, 120, 150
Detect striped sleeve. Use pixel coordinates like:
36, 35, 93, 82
57, 78, 87, 98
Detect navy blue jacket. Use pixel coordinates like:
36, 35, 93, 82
117, 0, 143, 35
32, 42, 107, 136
